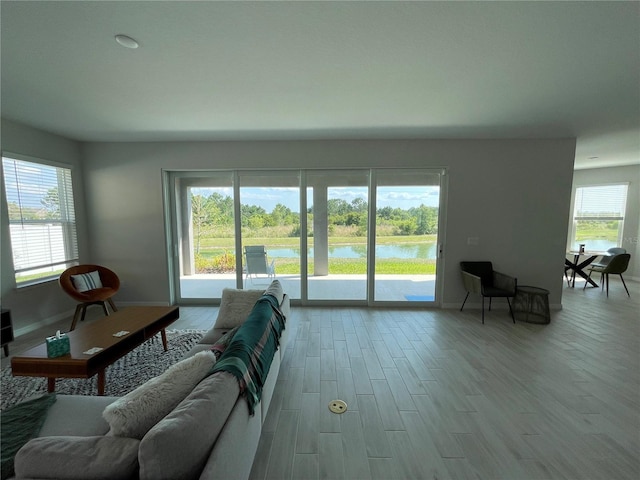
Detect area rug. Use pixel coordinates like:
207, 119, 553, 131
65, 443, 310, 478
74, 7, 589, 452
0, 330, 205, 411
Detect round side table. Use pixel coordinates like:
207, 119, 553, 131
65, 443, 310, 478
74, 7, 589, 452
513, 286, 550, 324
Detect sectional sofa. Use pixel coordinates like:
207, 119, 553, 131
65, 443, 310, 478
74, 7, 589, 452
11, 280, 289, 480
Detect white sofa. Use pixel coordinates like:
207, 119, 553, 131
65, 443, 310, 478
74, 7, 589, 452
13, 280, 289, 480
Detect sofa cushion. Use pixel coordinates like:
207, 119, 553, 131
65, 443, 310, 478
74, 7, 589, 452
15, 435, 139, 480
138, 371, 240, 480
38, 395, 118, 437
103, 350, 216, 439
208, 288, 265, 332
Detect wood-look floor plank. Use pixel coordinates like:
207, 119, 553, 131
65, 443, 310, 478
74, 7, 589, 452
296, 393, 320, 454
382, 368, 417, 411
335, 368, 357, 410
320, 348, 336, 381
370, 379, 404, 431
292, 454, 319, 480
265, 411, 299, 480
357, 394, 392, 458
318, 433, 345, 480
319, 380, 341, 433
350, 356, 374, 394
303, 356, 321, 393
340, 411, 372, 479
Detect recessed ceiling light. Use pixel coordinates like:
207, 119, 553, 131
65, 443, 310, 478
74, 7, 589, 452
115, 34, 139, 49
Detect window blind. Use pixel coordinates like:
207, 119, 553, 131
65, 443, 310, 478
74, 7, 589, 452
574, 184, 628, 220
2, 155, 79, 284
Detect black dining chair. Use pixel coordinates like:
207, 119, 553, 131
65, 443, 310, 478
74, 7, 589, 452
583, 253, 631, 297
590, 247, 626, 269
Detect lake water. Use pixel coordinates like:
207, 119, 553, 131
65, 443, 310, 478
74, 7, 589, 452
269, 243, 438, 259
570, 240, 617, 252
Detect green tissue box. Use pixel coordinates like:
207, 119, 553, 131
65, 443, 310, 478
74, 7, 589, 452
46, 331, 70, 358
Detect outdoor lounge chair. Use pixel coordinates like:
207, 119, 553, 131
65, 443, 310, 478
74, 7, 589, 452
244, 246, 276, 285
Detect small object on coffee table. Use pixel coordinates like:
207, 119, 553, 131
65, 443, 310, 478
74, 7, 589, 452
45, 331, 70, 358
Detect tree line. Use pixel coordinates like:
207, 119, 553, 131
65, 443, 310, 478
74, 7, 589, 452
191, 192, 438, 237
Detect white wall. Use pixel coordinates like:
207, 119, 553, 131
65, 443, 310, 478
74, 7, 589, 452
81, 138, 576, 309
1, 119, 88, 333
571, 165, 640, 280
0, 124, 578, 332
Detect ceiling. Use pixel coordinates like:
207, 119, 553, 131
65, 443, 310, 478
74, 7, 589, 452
1, 1, 639, 170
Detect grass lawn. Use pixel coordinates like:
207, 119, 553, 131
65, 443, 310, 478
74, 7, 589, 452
196, 235, 437, 274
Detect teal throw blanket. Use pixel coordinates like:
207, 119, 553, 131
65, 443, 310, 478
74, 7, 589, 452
1, 393, 57, 480
209, 294, 285, 415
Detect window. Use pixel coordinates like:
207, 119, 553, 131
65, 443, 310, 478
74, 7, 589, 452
571, 183, 628, 251
2, 154, 79, 285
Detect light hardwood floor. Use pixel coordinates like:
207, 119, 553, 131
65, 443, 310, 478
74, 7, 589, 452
3, 279, 639, 479
249, 282, 640, 480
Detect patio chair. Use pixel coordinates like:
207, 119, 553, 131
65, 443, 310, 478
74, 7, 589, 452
460, 261, 517, 324
244, 246, 276, 285
583, 253, 631, 297
59, 264, 120, 331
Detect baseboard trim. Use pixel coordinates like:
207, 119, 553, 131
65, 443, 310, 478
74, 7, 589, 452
13, 302, 171, 337
443, 302, 563, 311
14, 309, 75, 337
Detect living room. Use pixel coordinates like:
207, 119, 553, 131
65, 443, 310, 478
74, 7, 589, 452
1, 1, 639, 479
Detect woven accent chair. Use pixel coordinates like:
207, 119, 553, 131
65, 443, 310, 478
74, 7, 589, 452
59, 264, 120, 331
583, 253, 631, 297
460, 261, 517, 324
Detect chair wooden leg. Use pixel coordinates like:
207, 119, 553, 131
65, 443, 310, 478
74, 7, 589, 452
101, 302, 110, 316
79, 304, 89, 323
481, 297, 485, 324
69, 304, 83, 331
460, 292, 470, 311
107, 297, 118, 312
606, 274, 609, 297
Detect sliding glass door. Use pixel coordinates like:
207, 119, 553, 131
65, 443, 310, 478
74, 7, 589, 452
306, 170, 369, 301
165, 168, 445, 305
169, 172, 237, 301
238, 171, 301, 297
372, 170, 441, 303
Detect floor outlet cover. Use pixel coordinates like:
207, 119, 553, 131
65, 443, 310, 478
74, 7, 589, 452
328, 399, 347, 414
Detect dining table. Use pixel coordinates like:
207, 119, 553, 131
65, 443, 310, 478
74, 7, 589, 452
564, 250, 607, 288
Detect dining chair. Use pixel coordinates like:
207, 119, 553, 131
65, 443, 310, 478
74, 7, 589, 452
591, 247, 626, 269
583, 253, 631, 297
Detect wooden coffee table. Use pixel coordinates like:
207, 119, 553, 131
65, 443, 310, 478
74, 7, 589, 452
11, 306, 179, 395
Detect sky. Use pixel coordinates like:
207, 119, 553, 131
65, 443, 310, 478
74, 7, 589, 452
193, 185, 440, 212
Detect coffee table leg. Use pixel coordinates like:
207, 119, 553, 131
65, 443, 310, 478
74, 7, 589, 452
97, 370, 106, 396
47, 377, 56, 392
161, 329, 168, 351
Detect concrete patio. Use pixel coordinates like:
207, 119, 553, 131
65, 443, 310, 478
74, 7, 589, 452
180, 273, 437, 303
